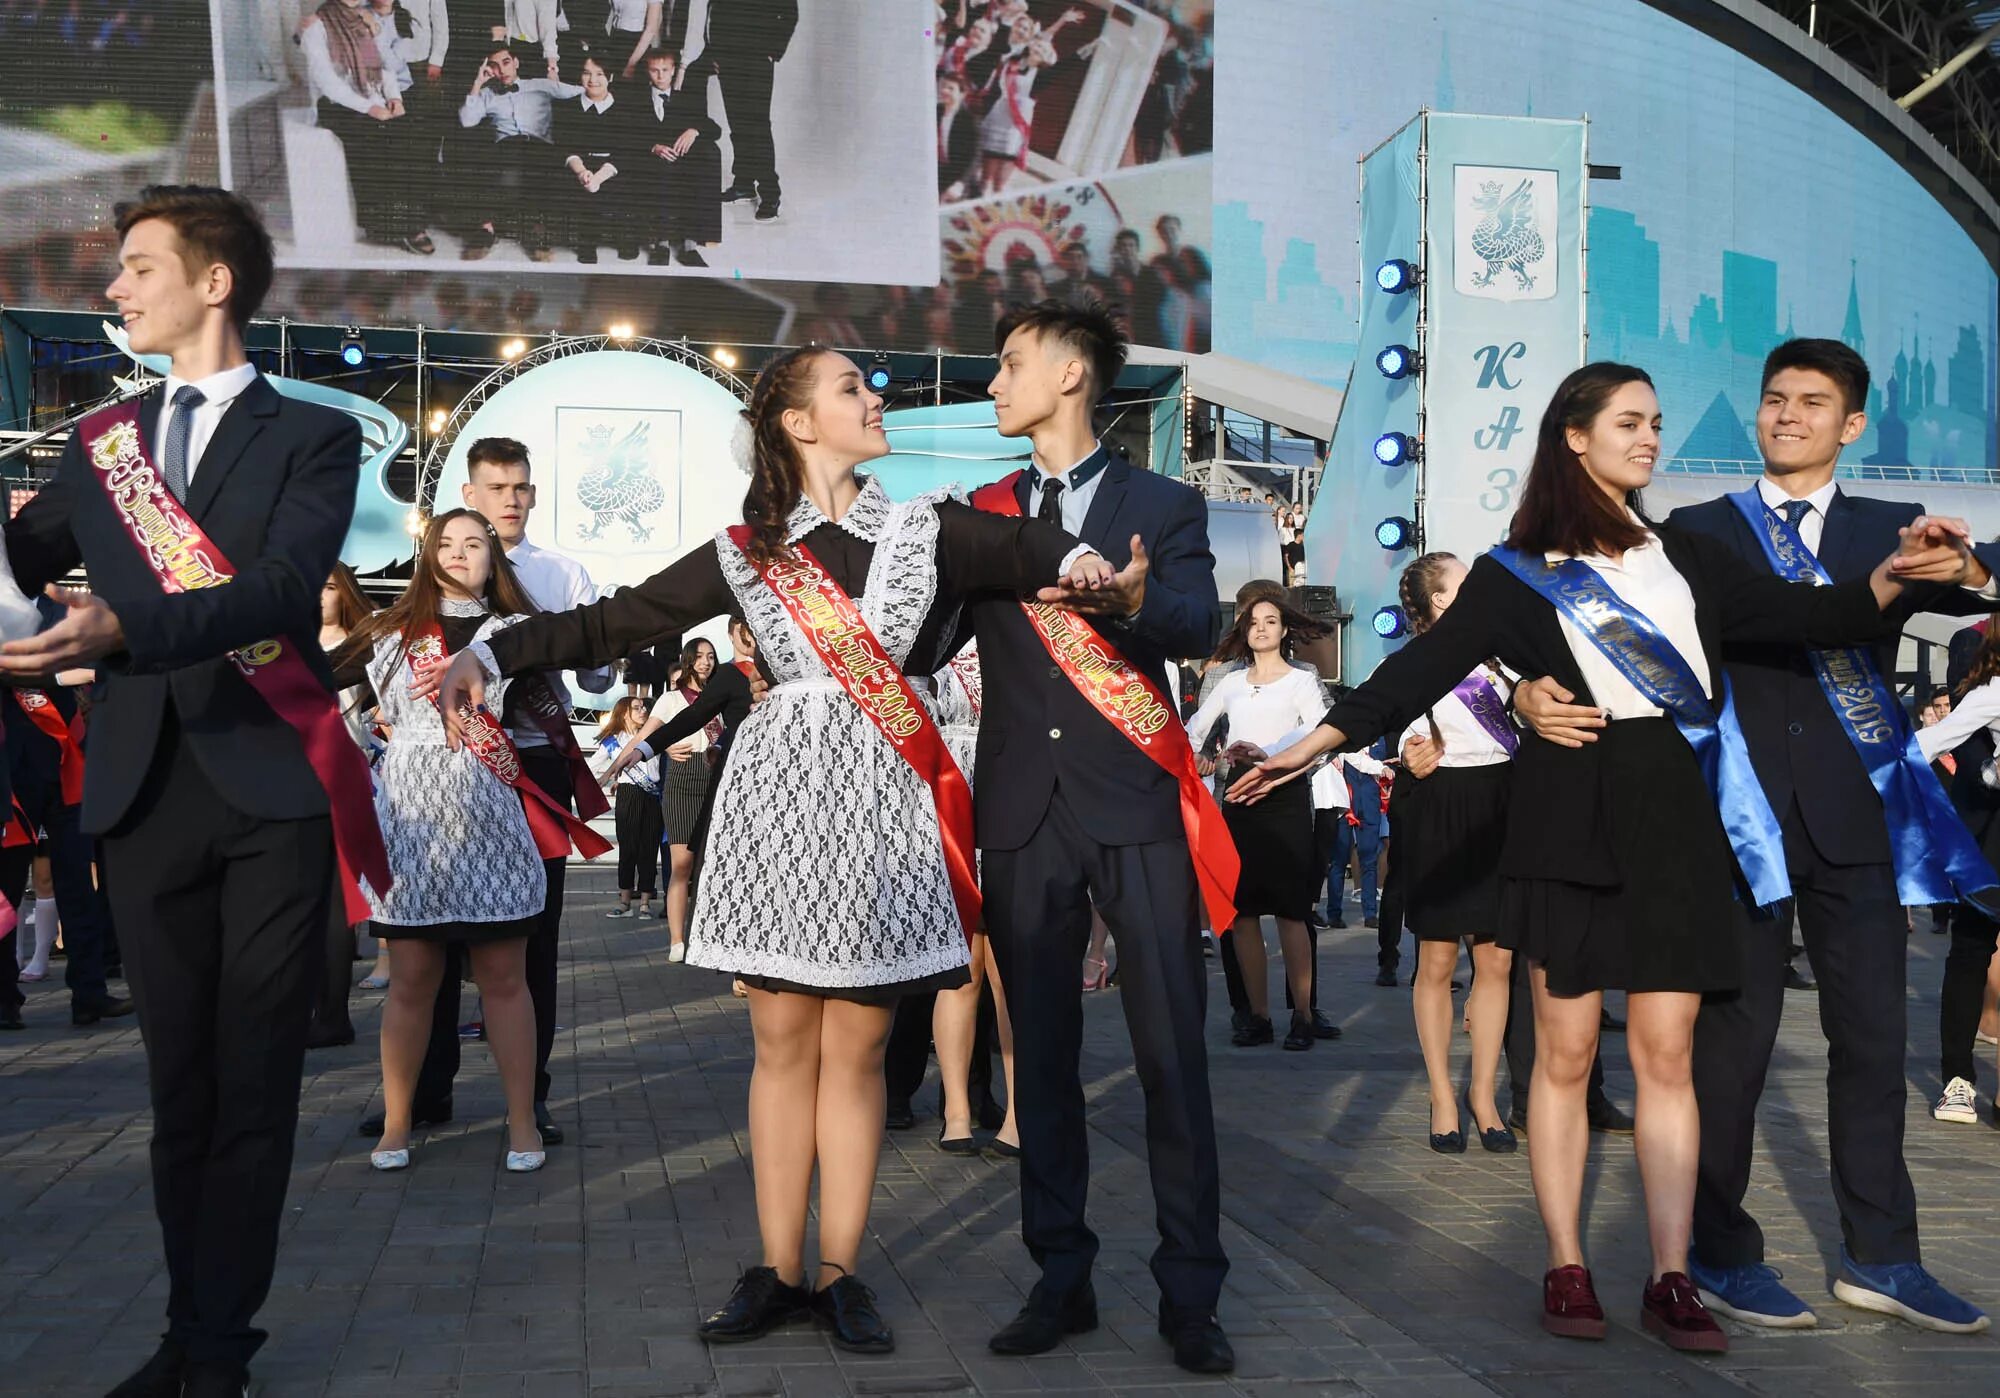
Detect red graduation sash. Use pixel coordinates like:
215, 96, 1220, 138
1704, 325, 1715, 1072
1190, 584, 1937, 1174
726, 527, 981, 939
404, 622, 612, 861
970, 473, 1240, 932
78, 400, 391, 923
13, 689, 84, 807
515, 672, 611, 820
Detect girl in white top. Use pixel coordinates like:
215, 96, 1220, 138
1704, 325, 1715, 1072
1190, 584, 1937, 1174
593, 696, 663, 919
648, 637, 721, 961
1185, 596, 1329, 1050
1391, 552, 1520, 1157
298, 1, 436, 253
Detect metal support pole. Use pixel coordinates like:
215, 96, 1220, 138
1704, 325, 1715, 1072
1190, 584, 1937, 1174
1898, 23, 1997, 110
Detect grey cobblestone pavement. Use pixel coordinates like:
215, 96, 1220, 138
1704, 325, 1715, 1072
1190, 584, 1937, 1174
4, 866, 1999, 1396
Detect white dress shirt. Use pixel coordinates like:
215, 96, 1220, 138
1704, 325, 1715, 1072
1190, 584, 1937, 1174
1756, 476, 1837, 556
1918, 681, 2000, 761
1548, 528, 1713, 720
501, 538, 613, 746
582, 95, 615, 115
1025, 443, 1109, 535
1397, 662, 1518, 767
157, 363, 259, 486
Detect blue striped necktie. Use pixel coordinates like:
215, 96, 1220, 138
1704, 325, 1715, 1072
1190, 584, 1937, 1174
162, 385, 205, 502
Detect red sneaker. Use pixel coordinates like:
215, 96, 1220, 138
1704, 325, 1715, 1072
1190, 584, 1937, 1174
1642, 1271, 1729, 1353
1542, 1265, 1607, 1340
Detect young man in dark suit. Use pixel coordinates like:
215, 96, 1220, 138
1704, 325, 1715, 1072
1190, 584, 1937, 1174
965, 300, 1234, 1374
696, 0, 797, 221
0, 186, 365, 1397
1516, 339, 1993, 1335
634, 45, 724, 266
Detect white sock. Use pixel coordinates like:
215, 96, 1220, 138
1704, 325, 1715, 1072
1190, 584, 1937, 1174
25, 896, 57, 973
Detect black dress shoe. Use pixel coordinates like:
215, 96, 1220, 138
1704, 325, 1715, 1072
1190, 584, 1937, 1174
989, 1282, 1097, 1354
1311, 1009, 1342, 1040
1429, 1128, 1466, 1154
698, 1265, 809, 1343
721, 183, 758, 202
647, 245, 674, 266
1326, 914, 1347, 928
935, 1131, 980, 1156
105, 1338, 185, 1397
1784, 963, 1817, 992
812, 1271, 894, 1353
1587, 1098, 1635, 1135
755, 200, 780, 221
1363, 916, 1379, 928
984, 1137, 1021, 1160
534, 1101, 564, 1146
678, 246, 708, 267
885, 1098, 915, 1131
181, 1360, 249, 1398
72, 995, 134, 1026
1158, 1313, 1234, 1374
359, 1100, 453, 1138
576, 246, 598, 264
1507, 1102, 1528, 1133
1281, 1014, 1314, 1051
0, 1005, 21, 1031
1374, 967, 1398, 987
1478, 1124, 1519, 1153
1228, 1008, 1250, 1036
1230, 1014, 1274, 1047
304, 1026, 356, 1050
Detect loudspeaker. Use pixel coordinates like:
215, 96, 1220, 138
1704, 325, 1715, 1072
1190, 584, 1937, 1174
1287, 586, 1343, 686
1288, 585, 1338, 621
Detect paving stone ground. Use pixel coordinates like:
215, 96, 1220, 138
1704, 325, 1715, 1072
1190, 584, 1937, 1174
4, 866, 1999, 1396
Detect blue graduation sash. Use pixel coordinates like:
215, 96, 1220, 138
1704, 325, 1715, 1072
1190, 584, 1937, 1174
1490, 545, 1791, 909
1727, 489, 2000, 911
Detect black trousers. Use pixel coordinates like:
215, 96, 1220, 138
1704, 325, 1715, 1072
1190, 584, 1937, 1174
714, 55, 780, 199
1940, 906, 2000, 1084
984, 789, 1225, 1319
316, 100, 420, 241
614, 785, 663, 897
0, 791, 115, 1009
307, 884, 356, 1043
99, 719, 335, 1367
1692, 804, 1918, 1267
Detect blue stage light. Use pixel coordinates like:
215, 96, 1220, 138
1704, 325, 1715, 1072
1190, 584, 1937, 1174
1375, 344, 1418, 380
1375, 516, 1415, 550
865, 355, 892, 392
1374, 259, 1420, 295
1372, 606, 1409, 640
1373, 431, 1419, 467
339, 331, 365, 368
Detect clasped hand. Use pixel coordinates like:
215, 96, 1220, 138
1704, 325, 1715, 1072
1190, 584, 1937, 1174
1891, 515, 1986, 587
1036, 536, 1148, 616
0, 585, 124, 675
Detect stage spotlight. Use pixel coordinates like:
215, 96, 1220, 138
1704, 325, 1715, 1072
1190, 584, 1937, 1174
713, 347, 739, 368
427, 409, 447, 434
404, 508, 426, 539
865, 355, 893, 393
1372, 605, 1409, 640
607, 322, 636, 341
339, 330, 365, 368
501, 338, 526, 361
1373, 259, 1420, 295
1375, 344, 1419, 380
1374, 516, 1415, 550
1373, 431, 1420, 467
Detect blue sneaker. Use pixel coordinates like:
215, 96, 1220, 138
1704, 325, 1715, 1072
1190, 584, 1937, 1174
1832, 1249, 1990, 1334
1686, 1255, 1817, 1329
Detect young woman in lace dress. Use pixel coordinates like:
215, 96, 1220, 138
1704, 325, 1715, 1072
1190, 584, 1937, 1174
331, 510, 549, 1174
422, 347, 1137, 1354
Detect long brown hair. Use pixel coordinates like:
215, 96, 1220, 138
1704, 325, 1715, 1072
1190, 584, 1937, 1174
678, 637, 716, 693
1956, 623, 2000, 701
1504, 362, 1655, 558
322, 561, 372, 635
333, 508, 540, 671
1209, 592, 1330, 665
596, 694, 646, 742
740, 346, 833, 566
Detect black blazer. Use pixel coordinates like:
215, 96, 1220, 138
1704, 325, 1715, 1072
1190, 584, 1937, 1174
1320, 525, 1893, 888
965, 452, 1222, 850
1668, 489, 2000, 865
4, 376, 361, 833
705, 0, 798, 62
632, 82, 722, 147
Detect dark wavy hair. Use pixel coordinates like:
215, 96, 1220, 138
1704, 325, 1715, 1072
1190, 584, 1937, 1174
1504, 362, 1656, 558
1209, 591, 1330, 665
677, 637, 717, 693
738, 346, 832, 566
333, 508, 540, 672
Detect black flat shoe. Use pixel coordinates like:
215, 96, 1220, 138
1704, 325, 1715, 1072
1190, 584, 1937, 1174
1281, 1014, 1314, 1051
1429, 1128, 1466, 1154
1230, 1014, 1273, 1047
1587, 1098, 1635, 1135
0, 1006, 21, 1031
72, 994, 134, 1026
534, 1101, 564, 1146
1311, 1009, 1343, 1040
698, 1265, 809, 1343
885, 1098, 915, 1131
305, 1026, 356, 1050
812, 1270, 893, 1353
1374, 967, 1398, 987
721, 183, 758, 202
935, 1131, 980, 1156
985, 1137, 1021, 1160
106, 1339, 185, 1397
678, 246, 708, 267
1158, 1313, 1235, 1374
989, 1282, 1097, 1355
360, 1100, 453, 1138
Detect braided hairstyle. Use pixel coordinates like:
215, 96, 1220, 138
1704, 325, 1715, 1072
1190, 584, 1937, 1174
739, 345, 832, 566
1397, 551, 1465, 747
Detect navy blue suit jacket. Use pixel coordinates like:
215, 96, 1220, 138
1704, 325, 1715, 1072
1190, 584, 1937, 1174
1666, 487, 2000, 867
966, 452, 1221, 850
4, 375, 360, 834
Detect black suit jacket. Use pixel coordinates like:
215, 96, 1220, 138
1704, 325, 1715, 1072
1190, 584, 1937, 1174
705, 0, 798, 61
1667, 488, 2000, 866
1322, 525, 1894, 888
966, 452, 1221, 850
633, 81, 722, 146
5, 376, 361, 833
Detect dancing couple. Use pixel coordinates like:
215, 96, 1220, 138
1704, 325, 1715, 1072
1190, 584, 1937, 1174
423, 300, 1237, 1370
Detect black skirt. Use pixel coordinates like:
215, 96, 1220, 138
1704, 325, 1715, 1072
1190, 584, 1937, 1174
1219, 768, 1317, 919
1398, 762, 1509, 942
1498, 717, 1749, 997
661, 752, 712, 845
735, 964, 973, 1007
376, 915, 538, 946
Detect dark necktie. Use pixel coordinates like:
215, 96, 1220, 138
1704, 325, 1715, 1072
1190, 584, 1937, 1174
162, 385, 205, 502
1037, 476, 1065, 527
1779, 497, 1813, 549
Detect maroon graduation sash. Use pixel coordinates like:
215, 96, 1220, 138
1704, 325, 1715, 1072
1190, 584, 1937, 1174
726, 527, 981, 939
970, 473, 1240, 932
13, 689, 85, 806
514, 671, 611, 821
78, 400, 391, 923
404, 623, 612, 861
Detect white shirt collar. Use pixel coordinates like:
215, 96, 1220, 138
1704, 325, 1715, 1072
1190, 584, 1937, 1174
162, 361, 258, 412
506, 537, 541, 561
583, 94, 614, 113
1545, 508, 1658, 566
1757, 475, 1837, 521
786, 474, 892, 544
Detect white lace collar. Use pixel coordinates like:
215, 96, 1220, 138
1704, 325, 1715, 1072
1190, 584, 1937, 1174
441, 596, 489, 618
785, 474, 891, 545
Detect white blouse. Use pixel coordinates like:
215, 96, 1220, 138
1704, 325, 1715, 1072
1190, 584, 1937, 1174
300, 19, 403, 114
1398, 663, 1518, 768
1186, 665, 1327, 759
1919, 680, 2000, 761
1548, 531, 1712, 720
648, 687, 713, 754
